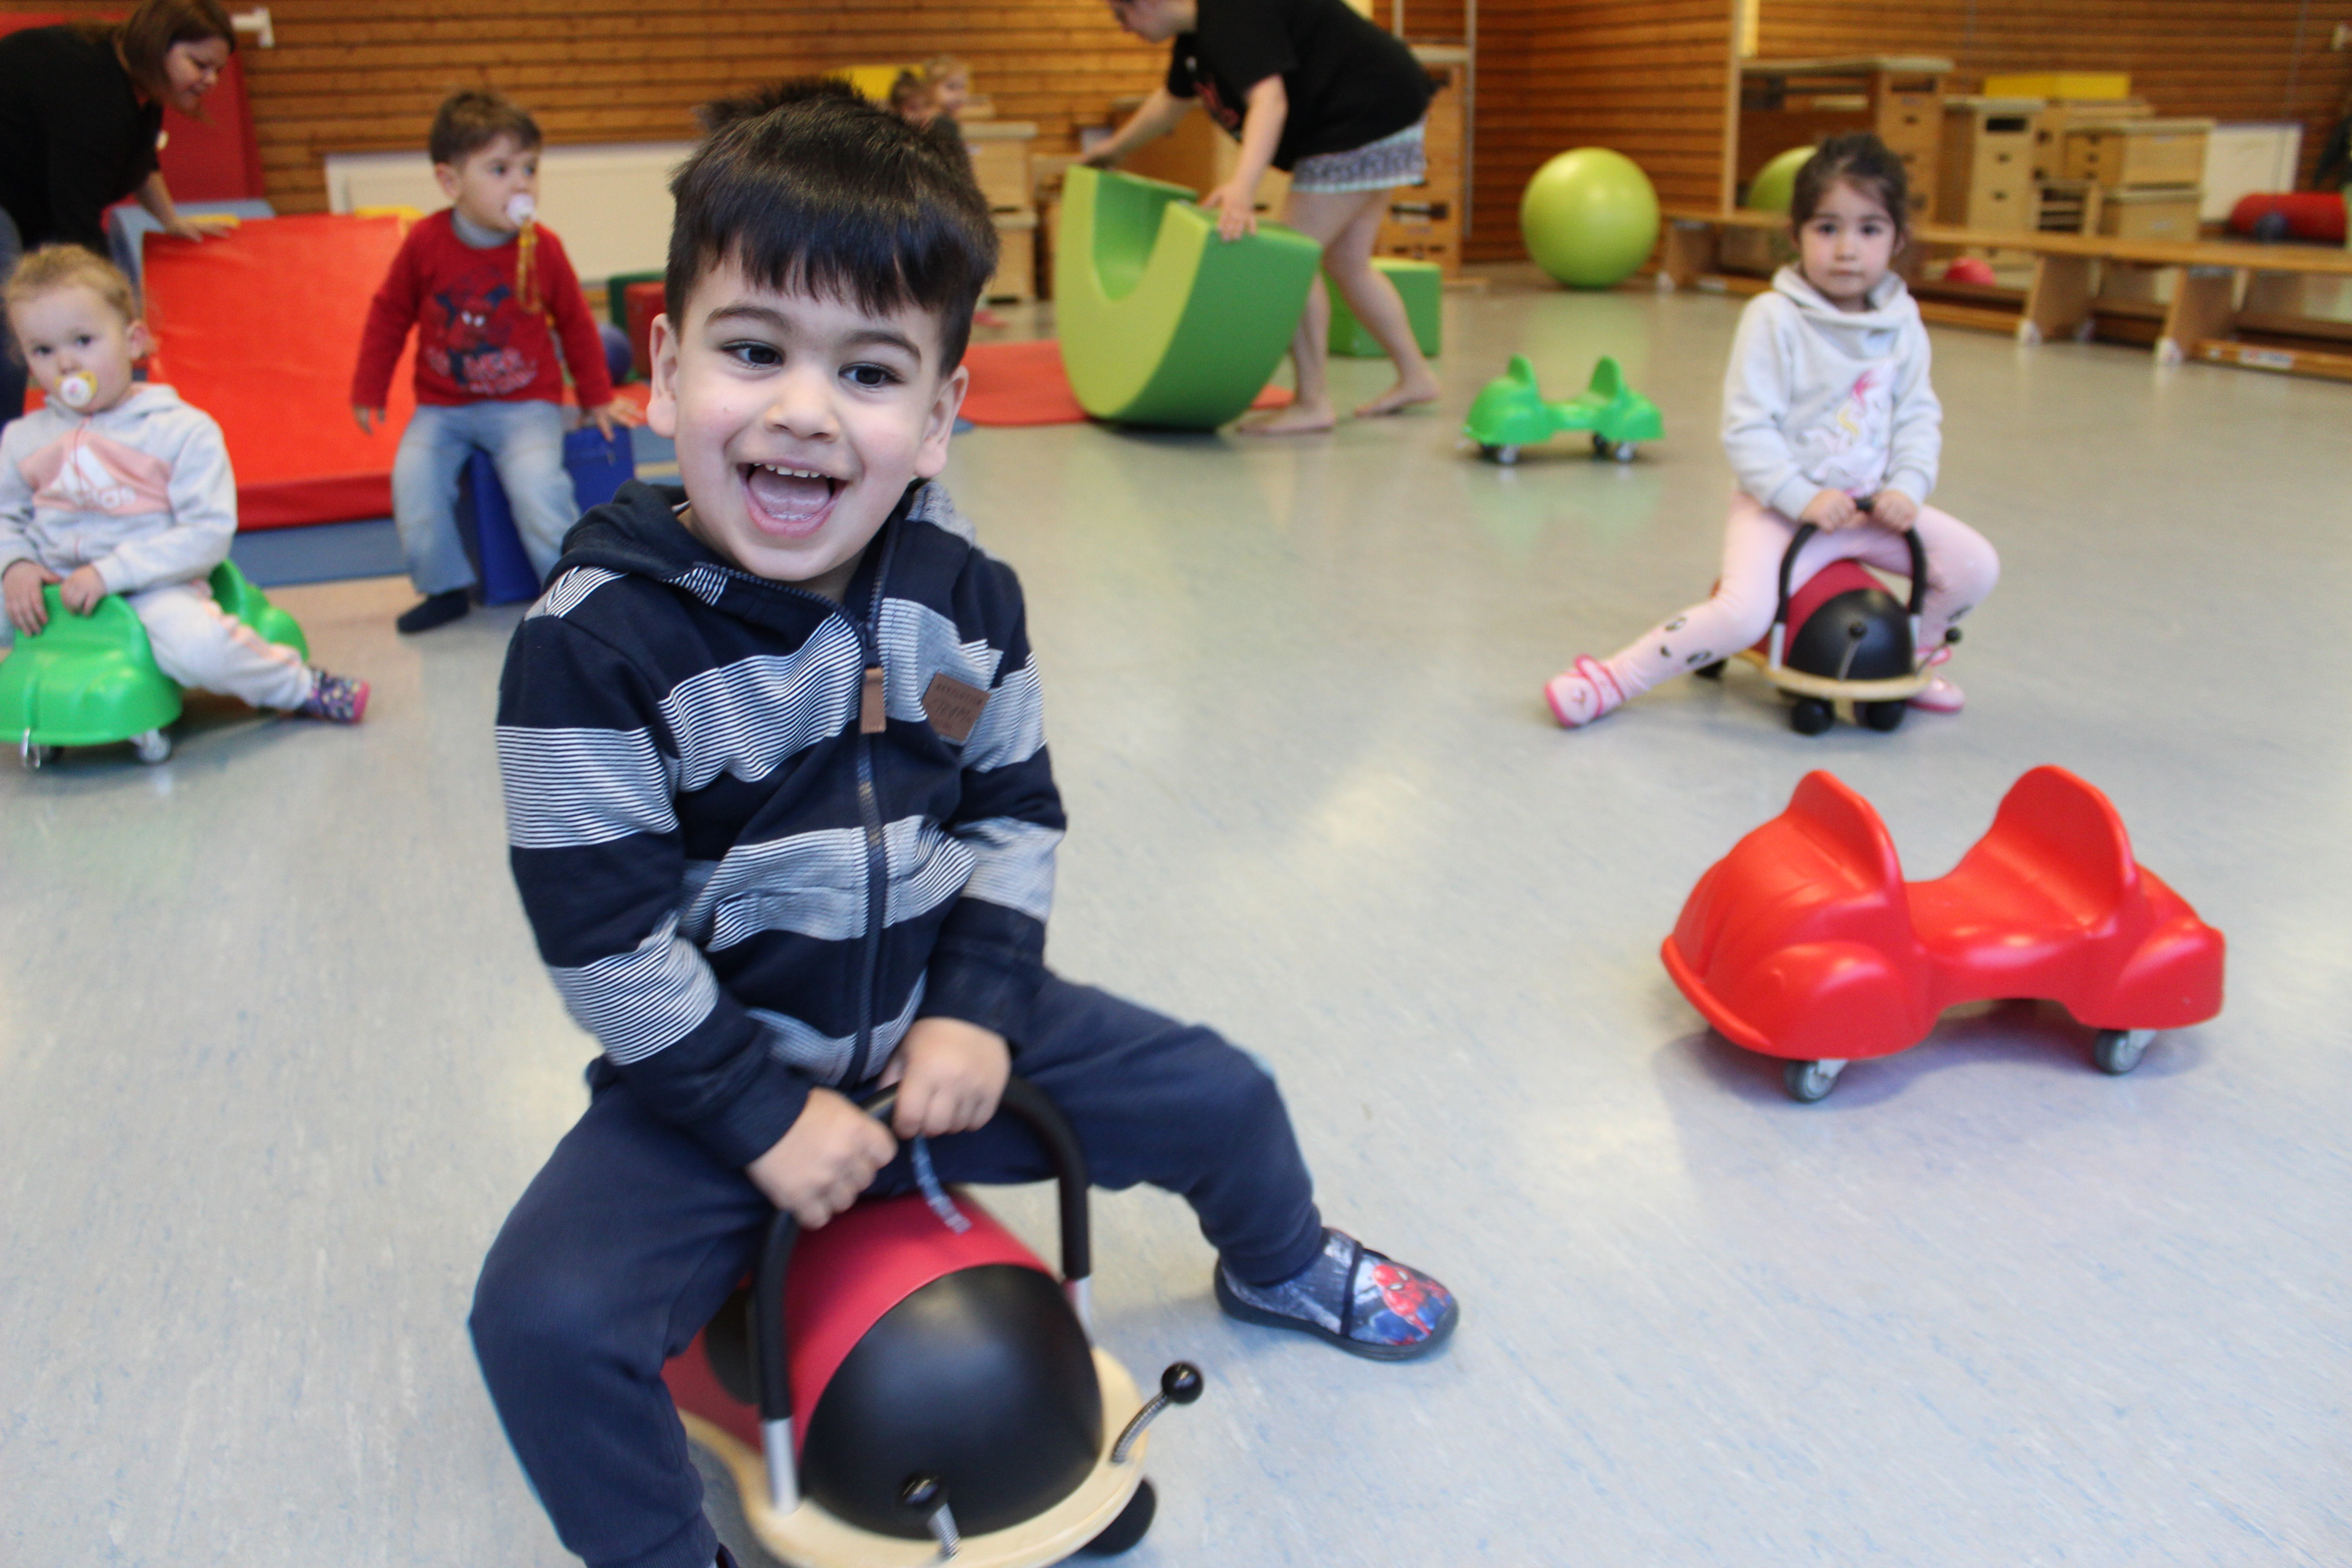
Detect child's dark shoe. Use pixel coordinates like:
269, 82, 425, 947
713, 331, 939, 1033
1215, 1228, 1456, 1360
295, 668, 370, 723
396, 588, 469, 633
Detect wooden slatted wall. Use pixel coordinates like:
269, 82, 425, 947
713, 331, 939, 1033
6, 0, 1172, 215
1466, 0, 1737, 260
1758, 0, 2351, 186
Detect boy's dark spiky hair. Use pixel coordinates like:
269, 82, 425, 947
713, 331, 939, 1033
666, 88, 997, 369
696, 75, 867, 135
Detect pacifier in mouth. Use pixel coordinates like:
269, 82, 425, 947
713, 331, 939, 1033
58, 372, 97, 409
505, 192, 536, 228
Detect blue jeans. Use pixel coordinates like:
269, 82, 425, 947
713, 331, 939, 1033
469, 973, 1324, 1568
392, 399, 576, 595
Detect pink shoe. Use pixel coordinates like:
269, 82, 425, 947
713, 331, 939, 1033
1544, 656, 1626, 728
1909, 645, 1962, 713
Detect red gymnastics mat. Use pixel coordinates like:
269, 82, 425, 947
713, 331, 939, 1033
142, 214, 418, 530
960, 338, 1291, 427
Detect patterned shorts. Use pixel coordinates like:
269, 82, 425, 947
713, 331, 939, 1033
1288, 119, 1427, 195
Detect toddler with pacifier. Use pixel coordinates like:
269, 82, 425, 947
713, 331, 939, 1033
1545, 133, 1998, 728
0, 245, 368, 722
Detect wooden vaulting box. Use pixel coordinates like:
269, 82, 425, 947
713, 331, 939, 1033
1939, 98, 2040, 233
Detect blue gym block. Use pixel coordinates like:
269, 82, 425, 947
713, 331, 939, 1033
453, 425, 638, 606
1328, 258, 1442, 359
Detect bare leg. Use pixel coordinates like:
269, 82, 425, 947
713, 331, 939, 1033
1321, 191, 1439, 417
1236, 187, 1386, 436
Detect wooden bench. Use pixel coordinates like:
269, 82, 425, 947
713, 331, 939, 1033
1657, 207, 2352, 383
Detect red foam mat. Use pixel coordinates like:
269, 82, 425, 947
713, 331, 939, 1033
960, 338, 1290, 427
142, 214, 419, 530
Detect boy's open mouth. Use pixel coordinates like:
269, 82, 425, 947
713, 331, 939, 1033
743, 462, 841, 536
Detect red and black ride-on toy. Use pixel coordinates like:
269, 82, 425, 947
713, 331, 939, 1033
663, 1078, 1202, 1566
1663, 767, 2225, 1102
1696, 506, 1954, 735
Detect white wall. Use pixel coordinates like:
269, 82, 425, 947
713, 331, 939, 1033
323, 142, 696, 284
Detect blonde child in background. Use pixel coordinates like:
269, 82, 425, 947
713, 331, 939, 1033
350, 89, 639, 636
0, 245, 368, 722
1544, 133, 1999, 729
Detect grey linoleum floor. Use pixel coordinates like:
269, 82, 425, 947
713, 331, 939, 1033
5, 276, 2347, 1568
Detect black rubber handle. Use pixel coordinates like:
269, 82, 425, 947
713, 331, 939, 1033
752, 1074, 1092, 1425
1771, 496, 1927, 627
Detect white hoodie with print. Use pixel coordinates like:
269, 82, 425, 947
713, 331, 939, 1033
0, 382, 237, 593
1720, 265, 1941, 521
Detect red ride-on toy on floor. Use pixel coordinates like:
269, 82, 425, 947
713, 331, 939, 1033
1662, 768, 2225, 1102
1694, 509, 1950, 735
662, 1078, 1202, 1566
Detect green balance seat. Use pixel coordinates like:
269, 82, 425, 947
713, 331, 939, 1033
1054, 167, 1324, 428
1, 559, 308, 765
1328, 257, 1442, 358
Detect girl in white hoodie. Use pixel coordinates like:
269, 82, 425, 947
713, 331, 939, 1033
1545, 134, 1998, 727
1, 245, 368, 722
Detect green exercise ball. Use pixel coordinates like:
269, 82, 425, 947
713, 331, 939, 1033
1745, 146, 1815, 214
1519, 147, 1661, 289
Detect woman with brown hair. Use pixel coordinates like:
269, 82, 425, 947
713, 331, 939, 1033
0, 0, 240, 419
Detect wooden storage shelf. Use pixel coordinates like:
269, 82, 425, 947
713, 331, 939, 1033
2063, 118, 2213, 191
1939, 98, 2040, 234
1738, 55, 1953, 220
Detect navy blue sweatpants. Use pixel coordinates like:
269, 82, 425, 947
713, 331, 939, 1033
470, 974, 1325, 1568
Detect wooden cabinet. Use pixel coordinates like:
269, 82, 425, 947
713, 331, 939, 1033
1938, 98, 2040, 233
963, 122, 1039, 213
1738, 56, 1953, 220
2063, 118, 2214, 191
1374, 46, 1468, 276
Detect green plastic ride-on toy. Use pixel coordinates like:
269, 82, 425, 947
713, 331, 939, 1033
1, 560, 308, 769
1463, 354, 1663, 465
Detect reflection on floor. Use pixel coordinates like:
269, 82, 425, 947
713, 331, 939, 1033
5, 273, 2347, 1568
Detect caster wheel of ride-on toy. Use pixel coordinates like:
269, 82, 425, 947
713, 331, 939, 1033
1590, 432, 1611, 457
1076, 1478, 1156, 1557
1789, 698, 1834, 735
1611, 441, 1638, 462
2092, 1028, 2155, 1075
1483, 444, 1520, 466
1784, 1059, 1844, 1102
1859, 700, 1907, 732
1694, 660, 1726, 681
131, 729, 172, 764
20, 737, 60, 770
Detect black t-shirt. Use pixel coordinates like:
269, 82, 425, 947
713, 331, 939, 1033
0, 26, 164, 252
1164, 0, 1432, 171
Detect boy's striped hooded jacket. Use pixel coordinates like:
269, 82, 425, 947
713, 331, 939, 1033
495, 478, 1063, 1168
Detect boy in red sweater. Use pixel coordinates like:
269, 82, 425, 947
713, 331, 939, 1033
351, 91, 637, 634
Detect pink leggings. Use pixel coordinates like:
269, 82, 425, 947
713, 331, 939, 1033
1597, 492, 1999, 699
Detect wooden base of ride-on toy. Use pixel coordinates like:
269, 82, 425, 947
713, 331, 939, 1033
1462, 354, 1661, 464
662, 1081, 1201, 1566
1690, 514, 1937, 735
1662, 767, 2225, 1101
2, 561, 307, 769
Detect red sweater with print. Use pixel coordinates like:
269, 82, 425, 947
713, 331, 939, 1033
349, 210, 614, 411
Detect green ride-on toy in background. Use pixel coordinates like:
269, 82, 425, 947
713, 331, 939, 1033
1, 560, 308, 769
1463, 354, 1663, 465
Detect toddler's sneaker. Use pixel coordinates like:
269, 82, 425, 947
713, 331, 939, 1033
1215, 1228, 1457, 1361
295, 668, 370, 723
396, 588, 469, 634
1544, 655, 1625, 729
1909, 643, 1964, 713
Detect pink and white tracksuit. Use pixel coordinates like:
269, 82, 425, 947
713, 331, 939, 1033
1582, 266, 1998, 706
0, 383, 312, 710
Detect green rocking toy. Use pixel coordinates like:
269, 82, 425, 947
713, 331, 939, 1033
2, 560, 308, 769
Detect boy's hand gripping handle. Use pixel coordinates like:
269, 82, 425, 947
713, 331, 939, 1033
748, 1076, 1093, 1512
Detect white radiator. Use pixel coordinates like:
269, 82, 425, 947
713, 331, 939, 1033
324, 141, 696, 284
